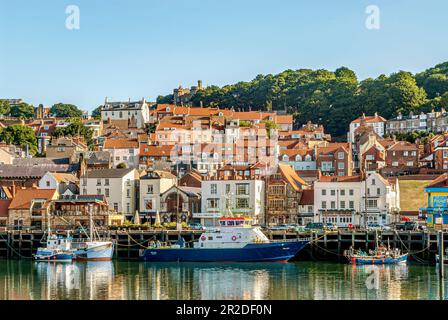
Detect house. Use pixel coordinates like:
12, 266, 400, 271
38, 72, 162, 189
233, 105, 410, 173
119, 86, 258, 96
75, 151, 112, 169
0, 186, 13, 226
38, 172, 79, 195
139, 145, 174, 170
45, 137, 88, 160
201, 167, 265, 225
80, 168, 139, 221
159, 186, 201, 224
0, 144, 24, 164
313, 172, 400, 227
348, 113, 386, 143
382, 141, 419, 176
316, 143, 352, 176
52, 194, 116, 229
313, 175, 362, 227
103, 138, 140, 168
265, 164, 308, 225
298, 189, 314, 225
101, 98, 150, 129
279, 149, 316, 171
139, 170, 177, 223
8, 188, 58, 229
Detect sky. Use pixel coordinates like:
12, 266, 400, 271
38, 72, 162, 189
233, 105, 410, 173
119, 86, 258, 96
1, 0, 448, 112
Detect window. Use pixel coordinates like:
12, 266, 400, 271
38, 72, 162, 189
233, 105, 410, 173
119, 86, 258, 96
82, 188, 87, 195
269, 199, 284, 209
126, 189, 130, 198
46, 181, 50, 187
349, 189, 354, 196
367, 199, 378, 208
207, 198, 219, 209
340, 201, 346, 209
270, 185, 284, 195
105, 179, 109, 186
96, 179, 101, 186
225, 184, 231, 194
338, 162, 345, 170
211, 184, 217, 194
407, 161, 414, 167
377, 188, 381, 196
404, 151, 408, 156
113, 203, 118, 212
322, 189, 326, 196
97, 188, 101, 194
115, 156, 120, 161
366, 155, 374, 161
225, 198, 231, 209
82, 178, 87, 186
126, 203, 130, 213
104, 188, 109, 197
236, 198, 249, 209
330, 190, 335, 196
392, 161, 399, 167
338, 152, 345, 160
340, 189, 345, 196
349, 201, 354, 209
236, 184, 249, 195
330, 201, 336, 209
371, 179, 376, 185
321, 201, 327, 209
147, 185, 153, 194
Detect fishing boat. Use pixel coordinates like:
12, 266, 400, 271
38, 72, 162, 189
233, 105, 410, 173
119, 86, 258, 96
73, 204, 114, 261
141, 217, 309, 262
34, 234, 74, 262
344, 245, 408, 265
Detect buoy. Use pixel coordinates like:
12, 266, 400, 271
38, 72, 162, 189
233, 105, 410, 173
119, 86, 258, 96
231, 236, 237, 241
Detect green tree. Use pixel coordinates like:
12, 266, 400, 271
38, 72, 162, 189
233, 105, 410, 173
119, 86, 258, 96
51, 103, 83, 118
0, 125, 38, 154
10, 102, 34, 119
53, 118, 94, 149
0, 100, 11, 116
91, 106, 102, 119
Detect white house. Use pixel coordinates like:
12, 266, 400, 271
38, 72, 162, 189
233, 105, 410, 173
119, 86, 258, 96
313, 172, 400, 227
360, 172, 400, 225
200, 179, 265, 226
348, 113, 386, 143
139, 170, 176, 222
101, 98, 150, 129
279, 149, 316, 171
80, 168, 138, 221
103, 139, 140, 168
313, 175, 362, 227
38, 172, 79, 195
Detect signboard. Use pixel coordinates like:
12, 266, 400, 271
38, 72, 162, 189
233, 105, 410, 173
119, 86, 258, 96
433, 196, 448, 208
436, 217, 443, 225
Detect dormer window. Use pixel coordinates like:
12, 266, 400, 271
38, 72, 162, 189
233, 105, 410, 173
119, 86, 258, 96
166, 107, 170, 112
282, 155, 289, 161
295, 155, 302, 161
305, 155, 311, 161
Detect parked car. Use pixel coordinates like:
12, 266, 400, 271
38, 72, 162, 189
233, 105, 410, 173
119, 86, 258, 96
395, 221, 424, 231
188, 223, 206, 230
305, 222, 324, 232
324, 223, 338, 231
287, 224, 306, 232
367, 223, 391, 231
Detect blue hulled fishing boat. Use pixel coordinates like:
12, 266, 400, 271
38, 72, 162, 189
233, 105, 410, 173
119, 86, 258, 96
344, 245, 408, 265
34, 234, 74, 262
141, 217, 309, 262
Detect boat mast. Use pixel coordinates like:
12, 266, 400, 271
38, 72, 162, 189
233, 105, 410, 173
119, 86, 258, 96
89, 203, 93, 241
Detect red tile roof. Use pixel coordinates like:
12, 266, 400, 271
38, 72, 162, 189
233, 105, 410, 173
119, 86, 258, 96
104, 139, 139, 149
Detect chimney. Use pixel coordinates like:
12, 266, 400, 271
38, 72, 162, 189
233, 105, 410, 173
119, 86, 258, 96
198, 80, 203, 90
11, 183, 16, 197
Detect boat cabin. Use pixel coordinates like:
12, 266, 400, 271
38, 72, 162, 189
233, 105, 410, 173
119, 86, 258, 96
46, 235, 73, 251
218, 217, 252, 228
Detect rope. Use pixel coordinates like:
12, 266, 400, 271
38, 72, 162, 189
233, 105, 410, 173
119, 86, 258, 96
394, 231, 432, 264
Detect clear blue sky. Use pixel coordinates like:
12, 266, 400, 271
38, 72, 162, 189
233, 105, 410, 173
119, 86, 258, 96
1, 0, 447, 111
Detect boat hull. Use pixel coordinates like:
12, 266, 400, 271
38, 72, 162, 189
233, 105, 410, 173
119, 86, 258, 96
348, 254, 408, 265
141, 240, 308, 262
74, 242, 114, 261
34, 252, 73, 262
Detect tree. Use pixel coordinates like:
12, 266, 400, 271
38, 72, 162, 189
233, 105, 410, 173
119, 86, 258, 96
117, 163, 127, 169
51, 103, 83, 118
10, 102, 34, 119
91, 106, 102, 119
0, 100, 10, 116
52, 118, 94, 149
0, 125, 38, 154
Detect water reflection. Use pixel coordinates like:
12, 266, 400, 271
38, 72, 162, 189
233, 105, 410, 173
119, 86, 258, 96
0, 260, 447, 300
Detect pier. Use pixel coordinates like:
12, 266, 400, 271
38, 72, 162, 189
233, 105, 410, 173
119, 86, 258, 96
0, 229, 443, 263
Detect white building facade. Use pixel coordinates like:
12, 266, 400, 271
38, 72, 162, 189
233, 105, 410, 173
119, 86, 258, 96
200, 179, 265, 226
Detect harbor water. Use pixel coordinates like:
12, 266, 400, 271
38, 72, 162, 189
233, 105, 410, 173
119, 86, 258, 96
0, 260, 447, 300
